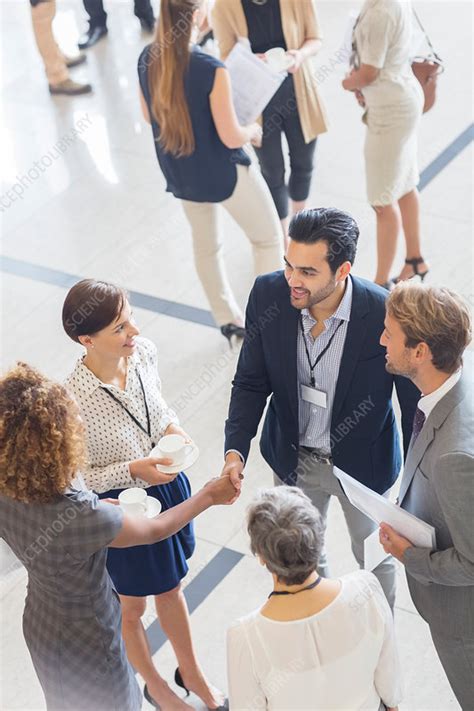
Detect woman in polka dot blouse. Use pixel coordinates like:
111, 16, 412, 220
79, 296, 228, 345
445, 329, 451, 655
63, 278, 227, 711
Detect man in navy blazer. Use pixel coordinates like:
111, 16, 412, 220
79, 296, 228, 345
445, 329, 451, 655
222, 208, 420, 605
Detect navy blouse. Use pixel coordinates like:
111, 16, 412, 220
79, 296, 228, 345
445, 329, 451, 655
138, 44, 250, 203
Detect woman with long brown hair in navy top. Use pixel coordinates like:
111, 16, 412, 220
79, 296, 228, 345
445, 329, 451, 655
138, 0, 283, 345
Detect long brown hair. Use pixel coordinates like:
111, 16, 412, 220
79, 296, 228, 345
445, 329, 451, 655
148, 0, 201, 157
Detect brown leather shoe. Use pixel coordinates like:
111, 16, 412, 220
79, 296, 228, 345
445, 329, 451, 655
49, 79, 92, 96
64, 54, 87, 69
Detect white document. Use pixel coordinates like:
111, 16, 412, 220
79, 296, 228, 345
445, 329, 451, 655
225, 40, 286, 125
334, 467, 436, 549
364, 528, 390, 572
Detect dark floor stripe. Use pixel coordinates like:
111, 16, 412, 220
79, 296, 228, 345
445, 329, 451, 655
146, 547, 244, 655
419, 123, 474, 191
0, 256, 216, 328
1, 124, 473, 327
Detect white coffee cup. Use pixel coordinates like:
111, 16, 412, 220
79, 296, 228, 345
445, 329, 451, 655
265, 47, 290, 72
155, 434, 193, 466
118, 487, 148, 516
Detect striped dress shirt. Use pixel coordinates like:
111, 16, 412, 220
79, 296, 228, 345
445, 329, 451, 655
298, 277, 353, 454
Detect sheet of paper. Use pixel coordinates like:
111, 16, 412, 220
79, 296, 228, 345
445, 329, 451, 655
364, 528, 390, 571
334, 467, 436, 549
225, 41, 286, 125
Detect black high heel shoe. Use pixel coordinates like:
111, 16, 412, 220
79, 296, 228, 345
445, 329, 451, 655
174, 668, 229, 710
392, 256, 429, 285
220, 323, 245, 346
143, 684, 161, 709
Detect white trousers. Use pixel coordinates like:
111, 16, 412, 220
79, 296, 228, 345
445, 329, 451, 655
181, 163, 283, 325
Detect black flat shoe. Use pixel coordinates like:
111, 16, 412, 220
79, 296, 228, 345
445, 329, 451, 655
78, 24, 108, 50
174, 668, 229, 710
220, 323, 245, 346
143, 684, 161, 709
138, 14, 155, 32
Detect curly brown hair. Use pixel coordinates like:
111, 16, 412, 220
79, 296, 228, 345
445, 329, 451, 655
0, 363, 86, 503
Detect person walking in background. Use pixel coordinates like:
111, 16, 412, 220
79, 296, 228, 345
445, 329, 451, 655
212, 0, 328, 238
342, 0, 428, 288
0, 362, 236, 711
78, 0, 155, 49
138, 0, 283, 344
379, 283, 473, 709
220, 207, 420, 609
30, 0, 92, 95
63, 279, 228, 711
227, 487, 401, 710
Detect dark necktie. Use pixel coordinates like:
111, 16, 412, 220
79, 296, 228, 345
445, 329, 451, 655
412, 407, 426, 443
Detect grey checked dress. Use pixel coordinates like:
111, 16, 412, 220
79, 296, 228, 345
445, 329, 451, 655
0, 488, 142, 711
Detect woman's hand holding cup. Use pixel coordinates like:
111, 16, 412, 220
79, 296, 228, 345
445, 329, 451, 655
129, 456, 177, 484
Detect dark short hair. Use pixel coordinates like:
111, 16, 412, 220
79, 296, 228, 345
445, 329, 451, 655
289, 207, 359, 273
62, 279, 128, 343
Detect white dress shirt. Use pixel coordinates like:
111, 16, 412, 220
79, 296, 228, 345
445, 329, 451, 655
417, 369, 462, 421
227, 571, 402, 710
66, 337, 178, 493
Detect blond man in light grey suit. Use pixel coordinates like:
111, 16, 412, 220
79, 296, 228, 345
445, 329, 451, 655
378, 282, 473, 710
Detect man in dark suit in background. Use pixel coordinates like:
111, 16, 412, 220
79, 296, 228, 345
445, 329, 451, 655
222, 208, 420, 606
77, 0, 155, 49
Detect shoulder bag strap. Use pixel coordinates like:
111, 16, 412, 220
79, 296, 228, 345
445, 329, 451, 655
412, 6, 443, 65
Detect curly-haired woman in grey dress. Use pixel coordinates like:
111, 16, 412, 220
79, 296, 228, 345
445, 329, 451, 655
0, 362, 236, 711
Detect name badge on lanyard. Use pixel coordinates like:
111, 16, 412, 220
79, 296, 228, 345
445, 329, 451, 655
301, 383, 327, 408
300, 316, 344, 411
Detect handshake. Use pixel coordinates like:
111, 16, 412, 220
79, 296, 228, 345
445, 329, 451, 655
203, 452, 244, 506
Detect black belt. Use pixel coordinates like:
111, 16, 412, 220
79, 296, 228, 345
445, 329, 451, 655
300, 446, 333, 465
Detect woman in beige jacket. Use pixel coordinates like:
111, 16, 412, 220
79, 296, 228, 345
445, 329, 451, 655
212, 0, 328, 235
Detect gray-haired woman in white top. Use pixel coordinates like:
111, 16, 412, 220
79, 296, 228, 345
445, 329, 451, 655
227, 486, 401, 710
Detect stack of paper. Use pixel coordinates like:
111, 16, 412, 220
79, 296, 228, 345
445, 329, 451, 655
225, 41, 286, 125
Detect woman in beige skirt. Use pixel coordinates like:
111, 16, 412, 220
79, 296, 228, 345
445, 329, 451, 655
343, 0, 428, 288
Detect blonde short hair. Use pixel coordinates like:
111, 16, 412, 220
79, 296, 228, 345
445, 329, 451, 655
386, 283, 472, 373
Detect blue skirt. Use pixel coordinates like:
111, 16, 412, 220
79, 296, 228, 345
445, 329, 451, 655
99, 473, 195, 596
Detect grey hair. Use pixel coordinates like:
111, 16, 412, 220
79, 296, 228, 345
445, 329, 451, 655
247, 486, 324, 586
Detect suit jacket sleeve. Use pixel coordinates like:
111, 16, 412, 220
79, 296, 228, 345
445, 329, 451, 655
224, 282, 273, 463
403, 451, 474, 585
394, 375, 420, 458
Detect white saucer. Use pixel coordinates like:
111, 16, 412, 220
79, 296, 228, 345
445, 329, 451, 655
145, 496, 162, 519
153, 444, 200, 475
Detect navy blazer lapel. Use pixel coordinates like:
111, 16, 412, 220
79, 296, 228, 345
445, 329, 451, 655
280, 294, 299, 420
332, 277, 370, 426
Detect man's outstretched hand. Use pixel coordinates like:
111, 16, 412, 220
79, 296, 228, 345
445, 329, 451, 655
220, 452, 244, 504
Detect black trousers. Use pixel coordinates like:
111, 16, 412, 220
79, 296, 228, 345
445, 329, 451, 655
83, 0, 153, 27
254, 75, 317, 220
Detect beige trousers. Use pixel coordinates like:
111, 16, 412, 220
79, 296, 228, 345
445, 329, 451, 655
181, 163, 283, 325
31, 0, 68, 86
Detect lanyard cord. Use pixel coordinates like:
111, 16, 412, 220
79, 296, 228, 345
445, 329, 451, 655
100, 370, 154, 446
300, 317, 344, 388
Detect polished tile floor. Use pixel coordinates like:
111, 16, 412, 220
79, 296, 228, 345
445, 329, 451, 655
1, 1, 473, 709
